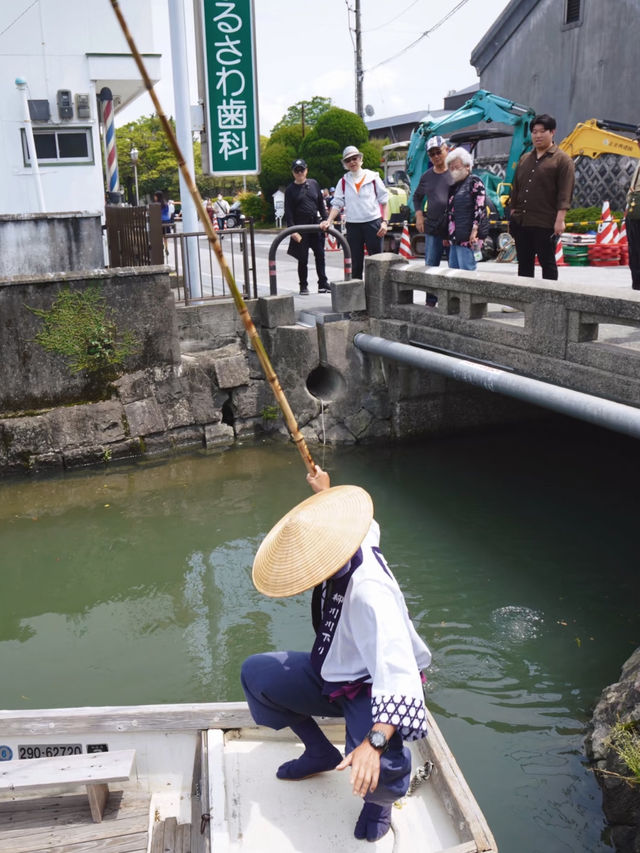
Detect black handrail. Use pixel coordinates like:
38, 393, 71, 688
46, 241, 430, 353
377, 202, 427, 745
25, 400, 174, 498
267, 225, 352, 295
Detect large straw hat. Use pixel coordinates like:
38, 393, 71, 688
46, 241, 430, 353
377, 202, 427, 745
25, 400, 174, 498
252, 485, 374, 598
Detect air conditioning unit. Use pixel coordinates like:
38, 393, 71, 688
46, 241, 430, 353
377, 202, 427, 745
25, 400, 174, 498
28, 99, 51, 122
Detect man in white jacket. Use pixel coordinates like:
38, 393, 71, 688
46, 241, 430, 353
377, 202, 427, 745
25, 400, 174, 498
241, 466, 431, 843
321, 146, 390, 280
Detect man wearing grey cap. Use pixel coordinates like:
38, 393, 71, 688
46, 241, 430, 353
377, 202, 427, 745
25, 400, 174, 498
625, 126, 640, 290
322, 146, 390, 280
285, 159, 330, 295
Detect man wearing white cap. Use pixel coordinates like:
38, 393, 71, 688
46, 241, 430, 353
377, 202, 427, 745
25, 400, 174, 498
413, 136, 453, 269
241, 466, 431, 842
321, 146, 390, 280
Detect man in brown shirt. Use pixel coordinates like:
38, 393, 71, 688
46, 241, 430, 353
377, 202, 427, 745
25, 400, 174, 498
508, 114, 575, 279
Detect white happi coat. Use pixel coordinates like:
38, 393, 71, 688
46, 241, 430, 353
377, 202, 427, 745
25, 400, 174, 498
315, 521, 432, 740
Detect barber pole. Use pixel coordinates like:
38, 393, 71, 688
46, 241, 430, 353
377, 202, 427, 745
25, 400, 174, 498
99, 87, 119, 196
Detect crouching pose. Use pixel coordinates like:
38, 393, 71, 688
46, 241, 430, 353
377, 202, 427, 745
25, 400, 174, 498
241, 466, 431, 842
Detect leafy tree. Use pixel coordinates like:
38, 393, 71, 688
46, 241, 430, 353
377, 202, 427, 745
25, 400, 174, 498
116, 115, 181, 201
299, 108, 381, 187
259, 142, 296, 202
270, 96, 332, 134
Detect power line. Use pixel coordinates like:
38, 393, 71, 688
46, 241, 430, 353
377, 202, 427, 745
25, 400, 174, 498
0, 0, 39, 40
362, 0, 422, 33
365, 0, 473, 73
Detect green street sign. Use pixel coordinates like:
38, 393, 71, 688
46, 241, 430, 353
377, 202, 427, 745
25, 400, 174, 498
199, 0, 260, 175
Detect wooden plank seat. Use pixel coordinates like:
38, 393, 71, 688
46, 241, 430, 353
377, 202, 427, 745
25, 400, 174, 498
0, 749, 136, 823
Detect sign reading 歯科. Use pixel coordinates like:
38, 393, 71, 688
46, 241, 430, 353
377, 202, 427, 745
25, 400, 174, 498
199, 0, 260, 176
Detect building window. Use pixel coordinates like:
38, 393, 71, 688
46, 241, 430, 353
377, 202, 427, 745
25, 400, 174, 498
21, 128, 94, 166
565, 0, 581, 24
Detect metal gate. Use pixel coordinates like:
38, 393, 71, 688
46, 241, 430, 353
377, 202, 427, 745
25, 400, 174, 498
104, 204, 164, 267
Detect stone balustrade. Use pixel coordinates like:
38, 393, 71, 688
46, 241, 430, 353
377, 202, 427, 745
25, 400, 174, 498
365, 255, 640, 408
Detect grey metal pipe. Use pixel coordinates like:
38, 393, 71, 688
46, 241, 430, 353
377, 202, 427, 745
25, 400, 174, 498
354, 333, 640, 440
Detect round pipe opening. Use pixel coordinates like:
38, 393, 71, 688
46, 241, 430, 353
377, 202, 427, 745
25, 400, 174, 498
306, 365, 346, 402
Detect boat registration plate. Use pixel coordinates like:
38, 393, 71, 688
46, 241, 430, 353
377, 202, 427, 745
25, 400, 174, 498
18, 744, 82, 759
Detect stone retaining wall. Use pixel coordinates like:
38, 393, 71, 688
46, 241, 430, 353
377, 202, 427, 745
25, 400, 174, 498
0, 265, 543, 476
585, 648, 640, 852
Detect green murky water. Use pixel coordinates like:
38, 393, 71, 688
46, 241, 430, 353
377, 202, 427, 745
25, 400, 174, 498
1, 421, 637, 852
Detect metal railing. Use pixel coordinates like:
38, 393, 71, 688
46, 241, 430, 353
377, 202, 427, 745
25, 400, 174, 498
167, 219, 257, 304
267, 224, 352, 294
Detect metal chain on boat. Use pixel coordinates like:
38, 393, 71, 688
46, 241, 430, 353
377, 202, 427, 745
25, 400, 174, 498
407, 760, 434, 794
393, 760, 434, 809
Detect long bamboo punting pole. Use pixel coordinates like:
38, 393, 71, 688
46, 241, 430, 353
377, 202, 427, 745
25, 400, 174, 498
110, 0, 316, 474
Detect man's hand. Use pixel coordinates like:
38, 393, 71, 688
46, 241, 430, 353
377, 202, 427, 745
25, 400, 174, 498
336, 723, 396, 797
336, 740, 381, 797
292, 232, 302, 243
415, 212, 425, 234
306, 464, 330, 492
320, 220, 332, 232
554, 210, 567, 236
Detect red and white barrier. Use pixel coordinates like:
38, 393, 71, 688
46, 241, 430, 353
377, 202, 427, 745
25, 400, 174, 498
555, 239, 566, 266
596, 200, 615, 244
398, 222, 415, 260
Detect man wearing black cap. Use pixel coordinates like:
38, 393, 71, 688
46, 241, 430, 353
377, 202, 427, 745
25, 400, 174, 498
285, 159, 330, 295
626, 126, 640, 290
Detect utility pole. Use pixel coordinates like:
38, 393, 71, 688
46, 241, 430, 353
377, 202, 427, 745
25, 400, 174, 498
355, 0, 363, 118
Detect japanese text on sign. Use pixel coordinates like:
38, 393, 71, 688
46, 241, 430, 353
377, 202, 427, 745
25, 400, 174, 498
200, 0, 260, 175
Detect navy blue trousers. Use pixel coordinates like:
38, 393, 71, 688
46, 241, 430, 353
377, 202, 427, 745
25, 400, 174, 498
240, 651, 411, 806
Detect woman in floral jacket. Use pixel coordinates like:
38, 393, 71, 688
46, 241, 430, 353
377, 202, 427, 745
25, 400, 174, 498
445, 147, 486, 271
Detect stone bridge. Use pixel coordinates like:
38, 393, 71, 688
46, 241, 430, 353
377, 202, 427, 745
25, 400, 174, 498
357, 255, 640, 431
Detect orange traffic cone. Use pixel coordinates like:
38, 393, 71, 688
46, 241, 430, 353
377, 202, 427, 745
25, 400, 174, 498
398, 221, 414, 259
596, 201, 615, 244
555, 238, 566, 266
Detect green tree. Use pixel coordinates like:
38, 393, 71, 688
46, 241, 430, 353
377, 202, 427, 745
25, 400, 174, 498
259, 142, 297, 202
116, 115, 181, 202
270, 96, 332, 134
300, 107, 381, 188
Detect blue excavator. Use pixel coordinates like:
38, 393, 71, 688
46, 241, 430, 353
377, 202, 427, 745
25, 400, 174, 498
406, 89, 536, 219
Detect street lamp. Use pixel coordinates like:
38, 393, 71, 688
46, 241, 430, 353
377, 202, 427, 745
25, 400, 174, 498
130, 147, 139, 206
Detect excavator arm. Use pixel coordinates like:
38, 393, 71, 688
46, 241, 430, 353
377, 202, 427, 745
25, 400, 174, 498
406, 90, 535, 216
558, 119, 640, 159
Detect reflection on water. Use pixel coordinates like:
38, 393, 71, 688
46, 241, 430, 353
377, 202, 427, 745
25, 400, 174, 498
1, 423, 638, 852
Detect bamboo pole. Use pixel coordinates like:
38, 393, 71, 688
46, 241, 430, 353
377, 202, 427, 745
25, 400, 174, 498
110, 0, 316, 474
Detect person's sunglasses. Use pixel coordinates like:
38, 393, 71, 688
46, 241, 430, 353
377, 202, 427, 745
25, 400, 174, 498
293, 167, 306, 173
428, 149, 442, 157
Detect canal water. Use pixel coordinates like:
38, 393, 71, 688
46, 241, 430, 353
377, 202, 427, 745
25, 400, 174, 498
1, 420, 637, 852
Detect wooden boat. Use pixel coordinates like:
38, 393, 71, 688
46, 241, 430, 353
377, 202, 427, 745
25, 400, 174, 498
0, 702, 497, 852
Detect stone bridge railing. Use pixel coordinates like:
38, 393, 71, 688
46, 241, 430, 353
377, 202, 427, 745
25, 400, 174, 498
365, 255, 640, 409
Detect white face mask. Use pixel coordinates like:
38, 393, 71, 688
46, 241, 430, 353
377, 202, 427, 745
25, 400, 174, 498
450, 167, 468, 182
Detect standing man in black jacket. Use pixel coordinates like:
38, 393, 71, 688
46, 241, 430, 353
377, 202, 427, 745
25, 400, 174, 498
285, 159, 330, 295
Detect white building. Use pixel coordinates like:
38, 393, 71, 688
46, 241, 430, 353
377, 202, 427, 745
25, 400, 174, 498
0, 0, 161, 216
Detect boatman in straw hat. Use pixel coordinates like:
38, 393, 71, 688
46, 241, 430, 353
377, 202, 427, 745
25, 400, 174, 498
241, 466, 431, 843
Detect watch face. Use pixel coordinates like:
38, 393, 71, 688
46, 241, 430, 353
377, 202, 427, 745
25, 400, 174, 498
368, 730, 387, 749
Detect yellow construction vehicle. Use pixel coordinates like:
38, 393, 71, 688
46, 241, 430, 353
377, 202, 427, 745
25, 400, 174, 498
559, 119, 640, 159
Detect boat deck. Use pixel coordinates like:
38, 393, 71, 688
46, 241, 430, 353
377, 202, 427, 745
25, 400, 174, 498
0, 789, 152, 853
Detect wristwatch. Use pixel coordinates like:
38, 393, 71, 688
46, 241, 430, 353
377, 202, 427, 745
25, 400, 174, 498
367, 729, 390, 752
381, 220, 388, 225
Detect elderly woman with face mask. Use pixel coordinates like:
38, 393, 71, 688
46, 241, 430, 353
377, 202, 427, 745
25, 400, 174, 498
444, 147, 487, 271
